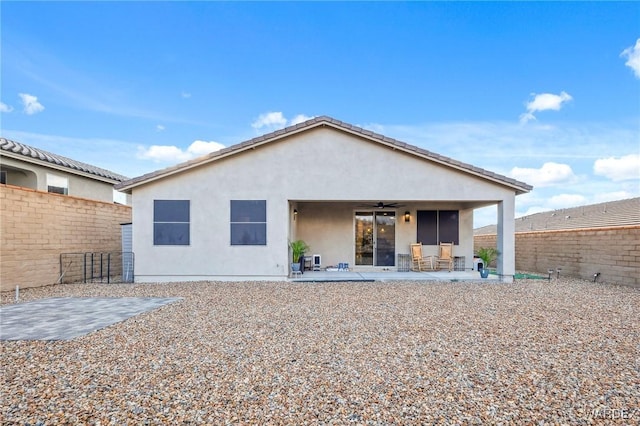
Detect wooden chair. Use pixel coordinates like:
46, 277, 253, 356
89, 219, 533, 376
410, 243, 435, 271
435, 242, 454, 272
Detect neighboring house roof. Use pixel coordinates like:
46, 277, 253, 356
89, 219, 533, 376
474, 197, 640, 235
0, 138, 129, 183
115, 115, 532, 194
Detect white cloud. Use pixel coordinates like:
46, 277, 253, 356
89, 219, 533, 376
19, 93, 45, 115
137, 145, 184, 163
519, 91, 572, 124
0, 102, 13, 113
516, 192, 587, 216
593, 153, 640, 181
187, 140, 226, 156
138, 140, 225, 163
156, 125, 165, 132
290, 114, 313, 126
509, 162, 577, 187
621, 38, 640, 78
520, 205, 550, 217
593, 191, 636, 204
181, 91, 192, 98
251, 111, 315, 132
545, 193, 588, 210
252, 112, 288, 130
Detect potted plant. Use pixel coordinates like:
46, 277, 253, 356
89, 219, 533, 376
289, 239, 310, 273
476, 247, 499, 278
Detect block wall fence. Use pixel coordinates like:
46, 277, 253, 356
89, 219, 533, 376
0, 185, 132, 292
474, 226, 640, 288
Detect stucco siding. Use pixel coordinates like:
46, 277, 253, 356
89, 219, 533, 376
132, 179, 290, 280
131, 127, 516, 281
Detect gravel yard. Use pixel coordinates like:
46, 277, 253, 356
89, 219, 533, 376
1, 279, 639, 424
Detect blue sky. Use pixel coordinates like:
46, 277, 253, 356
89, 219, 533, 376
1, 2, 639, 227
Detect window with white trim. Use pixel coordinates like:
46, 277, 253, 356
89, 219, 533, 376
47, 173, 68, 195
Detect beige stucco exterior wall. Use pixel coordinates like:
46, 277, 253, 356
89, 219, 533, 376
474, 226, 640, 287
0, 185, 132, 291
1, 156, 123, 203
131, 127, 519, 282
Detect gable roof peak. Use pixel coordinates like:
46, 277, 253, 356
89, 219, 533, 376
115, 116, 533, 194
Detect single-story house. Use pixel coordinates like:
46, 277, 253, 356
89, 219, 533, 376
0, 138, 130, 204
115, 116, 532, 283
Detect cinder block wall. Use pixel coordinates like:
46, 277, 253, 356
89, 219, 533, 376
474, 226, 640, 287
0, 185, 132, 291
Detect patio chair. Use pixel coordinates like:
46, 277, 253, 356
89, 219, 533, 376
410, 243, 435, 271
435, 242, 454, 272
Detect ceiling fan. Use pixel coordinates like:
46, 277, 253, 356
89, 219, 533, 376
357, 201, 406, 209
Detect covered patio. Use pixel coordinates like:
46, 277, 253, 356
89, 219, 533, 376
288, 199, 507, 282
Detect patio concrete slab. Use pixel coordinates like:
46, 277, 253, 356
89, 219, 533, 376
291, 270, 499, 282
0, 297, 182, 341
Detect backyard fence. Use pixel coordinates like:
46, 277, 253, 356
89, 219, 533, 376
59, 252, 134, 284
474, 225, 640, 287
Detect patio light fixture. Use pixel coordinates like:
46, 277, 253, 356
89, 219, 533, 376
293, 209, 298, 220
404, 211, 411, 222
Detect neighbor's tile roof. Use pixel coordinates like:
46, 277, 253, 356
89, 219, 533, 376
474, 197, 640, 234
115, 115, 533, 193
0, 138, 129, 183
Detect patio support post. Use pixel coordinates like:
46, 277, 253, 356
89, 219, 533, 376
497, 198, 515, 283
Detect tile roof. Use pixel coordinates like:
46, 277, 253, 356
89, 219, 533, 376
474, 197, 640, 234
115, 115, 533, 193
0, 138, 129, 183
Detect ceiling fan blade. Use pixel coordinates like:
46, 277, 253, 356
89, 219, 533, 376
356, 202, 406, 208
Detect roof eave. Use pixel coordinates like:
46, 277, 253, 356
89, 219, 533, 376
1, 150, 124, 185
115, 116, 533, 195
323, 122, 533, 194
115, 120, 330, 192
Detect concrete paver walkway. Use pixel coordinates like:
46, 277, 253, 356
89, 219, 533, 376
0, 297, 181, 341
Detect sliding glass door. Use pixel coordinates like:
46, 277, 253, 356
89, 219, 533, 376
354, 211, 395, 266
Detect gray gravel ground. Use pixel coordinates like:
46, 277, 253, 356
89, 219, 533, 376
1, 279, 639, 424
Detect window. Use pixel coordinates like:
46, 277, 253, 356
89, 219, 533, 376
154, 200, 190, 245
0, 171, 6, 184
47, 174, 68, 195
230, 200, 266, 245
416, 210, 459, 245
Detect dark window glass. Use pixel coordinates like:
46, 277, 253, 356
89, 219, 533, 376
416, 210, 459, 245
47, 185, 68, 195
154, 200, 190, 222
231, 200, 266, 222
230, 200, 266, 245
0, 171, 6, 184
416, 210, 438, 245
154, 200, 190, 245
154, 223, 190, 245
231, 223, 267, 245
439, 210, 459, 245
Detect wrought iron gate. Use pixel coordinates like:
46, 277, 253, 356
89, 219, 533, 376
59, 252, 134, 284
